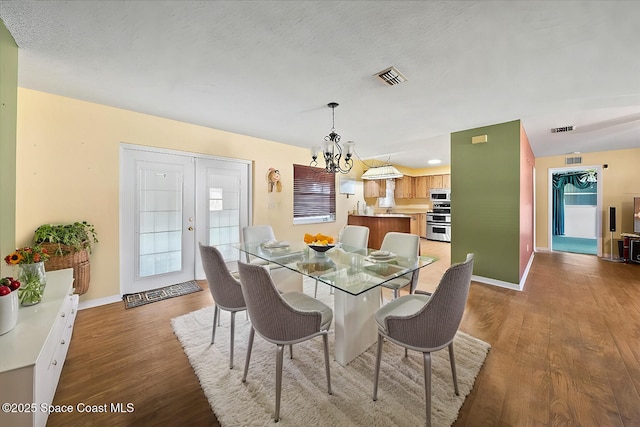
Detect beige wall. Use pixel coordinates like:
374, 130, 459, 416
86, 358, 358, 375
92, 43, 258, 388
535, 148, 640, 255
16, 88, 351, 301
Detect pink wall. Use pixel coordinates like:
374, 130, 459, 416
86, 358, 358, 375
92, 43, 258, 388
519, 124, 535, 279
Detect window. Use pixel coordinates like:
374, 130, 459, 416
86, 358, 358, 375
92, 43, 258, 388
293, 164, 336, 225
377, 179, 396, 208
564, 182, 597, 206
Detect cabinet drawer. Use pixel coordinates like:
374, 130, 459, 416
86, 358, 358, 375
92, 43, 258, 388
35, 293, 79, 421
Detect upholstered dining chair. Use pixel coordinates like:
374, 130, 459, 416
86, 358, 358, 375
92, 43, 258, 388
314, 224, 370, 297
198, 243, 247, 369
372, 253, 474, 427
237, 261, 333, 423
378, 232, 421, 300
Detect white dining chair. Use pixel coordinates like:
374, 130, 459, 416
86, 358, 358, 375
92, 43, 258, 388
241, 225, 278, 267
379, 232, 420, 301
242, 225, 302, 293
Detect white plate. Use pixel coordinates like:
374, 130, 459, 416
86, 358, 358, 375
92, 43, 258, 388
371, 250, 391, 257
370, 251, 395, 259
366, 254, 396, 262
262, 241, 289, 249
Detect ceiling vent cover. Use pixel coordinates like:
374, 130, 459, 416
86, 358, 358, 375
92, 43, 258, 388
565, 156, 582, 165
375, 66, 408, 86
551, 125, 575, 133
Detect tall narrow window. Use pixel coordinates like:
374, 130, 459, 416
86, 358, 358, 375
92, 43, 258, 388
293, 164, 336, 225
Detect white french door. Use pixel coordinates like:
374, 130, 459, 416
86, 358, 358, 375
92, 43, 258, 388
120, 145, 250, 294
194, 157, 250, 277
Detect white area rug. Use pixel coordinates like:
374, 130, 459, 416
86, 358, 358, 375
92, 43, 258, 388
171, 282, 490, 426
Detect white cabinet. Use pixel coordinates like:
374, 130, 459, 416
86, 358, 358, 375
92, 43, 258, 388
0, 269, 77, 427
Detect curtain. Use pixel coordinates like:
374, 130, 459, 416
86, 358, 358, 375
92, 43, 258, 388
552, 171, 595, 235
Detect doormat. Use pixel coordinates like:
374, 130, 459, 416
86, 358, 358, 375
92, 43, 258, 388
122, 280, 203, 309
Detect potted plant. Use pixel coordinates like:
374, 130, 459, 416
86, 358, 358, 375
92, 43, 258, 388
33, 221, 98, 254
33, 221, 98, 295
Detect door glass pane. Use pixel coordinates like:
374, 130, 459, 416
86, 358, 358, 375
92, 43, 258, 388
138, 167, 183, 277
207, 170, 240, 261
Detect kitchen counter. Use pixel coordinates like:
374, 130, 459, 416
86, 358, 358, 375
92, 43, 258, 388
349, 213, 413, 218
348, 214, 424, 248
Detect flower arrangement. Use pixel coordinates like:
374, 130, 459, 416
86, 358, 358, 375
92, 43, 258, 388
4, 247, 49, 305
4, 246, 50, 265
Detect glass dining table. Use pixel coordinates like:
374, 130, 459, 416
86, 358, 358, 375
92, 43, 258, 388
232, 240, 437, 366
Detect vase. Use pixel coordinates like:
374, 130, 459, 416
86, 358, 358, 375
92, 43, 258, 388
0, 291, 19, 335
17, 262, 47, 306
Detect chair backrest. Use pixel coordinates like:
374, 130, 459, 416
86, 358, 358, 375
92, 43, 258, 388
199, 243, 245, 310
242, 225, 277, 262
339, 225, 370, 252
237, 261, 322, 343
380, 232, 420, 259
380, 232, 421, 291
385, 253, 474, 350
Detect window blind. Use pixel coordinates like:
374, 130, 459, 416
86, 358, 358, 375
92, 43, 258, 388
293, 164, 336, 224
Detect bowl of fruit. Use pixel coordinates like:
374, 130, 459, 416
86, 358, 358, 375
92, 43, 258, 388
0, 277, 21, 335
304, 233, 335, 256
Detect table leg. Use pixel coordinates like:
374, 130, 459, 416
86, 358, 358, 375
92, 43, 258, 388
333, 287, 380, 366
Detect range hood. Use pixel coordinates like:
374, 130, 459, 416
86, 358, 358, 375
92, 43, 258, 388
361, 165, 403, 180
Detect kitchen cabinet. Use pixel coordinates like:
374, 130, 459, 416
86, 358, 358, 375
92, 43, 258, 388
441, 174, 451, 188
419, 213, 427, 238
348, 214, 411, 249
414, 176, 429, 198
363, 174, 450, 199
409, 213, 420, 236
0, 269, 77, 427
363, 179, 386, 198
430, 174, 444, 189
394, 176, 414, 199
411, 174, 451, 198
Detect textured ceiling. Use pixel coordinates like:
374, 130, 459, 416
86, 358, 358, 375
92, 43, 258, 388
1, 1, 639, 168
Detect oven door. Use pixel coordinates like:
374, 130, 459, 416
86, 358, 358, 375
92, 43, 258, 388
426, 223, 451, 242
427, 213, 451, 223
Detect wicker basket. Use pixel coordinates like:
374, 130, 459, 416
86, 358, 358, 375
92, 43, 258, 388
40, 243, 91, 295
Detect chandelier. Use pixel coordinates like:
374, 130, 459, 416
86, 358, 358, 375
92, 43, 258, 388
310, 102, 355, 174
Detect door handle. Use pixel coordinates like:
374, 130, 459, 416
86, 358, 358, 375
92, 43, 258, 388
188, 226, 194, 231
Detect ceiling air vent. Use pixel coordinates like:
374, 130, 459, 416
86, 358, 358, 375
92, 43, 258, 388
551, 125, 575, 133
565, 156, 582, 165
375, 66, 407, 86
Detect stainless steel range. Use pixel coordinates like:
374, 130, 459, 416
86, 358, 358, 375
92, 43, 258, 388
427, 202, 451, 242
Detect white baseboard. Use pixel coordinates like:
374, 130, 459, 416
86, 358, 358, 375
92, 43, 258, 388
472, 275, 522, 291
472, 252, 534, 292
78, 294, 122, 310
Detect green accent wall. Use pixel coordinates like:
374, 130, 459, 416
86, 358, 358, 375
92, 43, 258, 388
0, 19, 18, 277
451, 120, 521, 284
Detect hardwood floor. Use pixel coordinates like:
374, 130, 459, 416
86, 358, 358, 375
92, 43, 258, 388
48, 241, 640, 426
